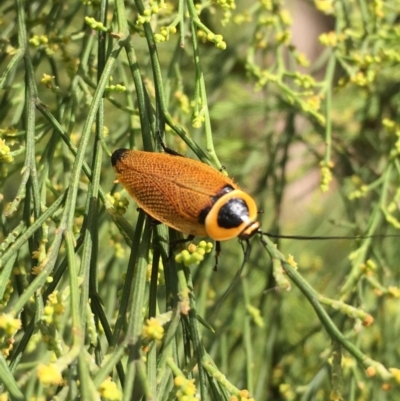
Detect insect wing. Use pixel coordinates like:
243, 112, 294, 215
112, 150, 237, 237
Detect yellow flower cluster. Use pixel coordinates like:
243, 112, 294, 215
347, 175, 368, 200
389, 368, 400, 384
319, 161, 333, 193
174, 91, 190, 114
0, 313, 21, 336
252, 68, 278, 90
319, 31, 341, 47
350, 71, 376, 87
31, 242, 48, 275
293, 72, 315, 89
0, 280, 13, 309
360, 259, 377, 273
174, 375, 197, 401
36, 363, 63, 386
233, 12, 252, 25
175, 241, 213, 267
106, 84, 127, 93
287, 254, 298, 269
29, 35, 48, 47
107, 192, 129, 215
197, 31, 227, 50
0, 139, 13, 163
216, 0, 235, 10
40, 73, 55, 89
42, 291, 65, 325
154, 26, 177, 43
0, 313, 21, 357
388, 287, 400, 298
295, 52, 310, 68
136, 0, 168, 25
230, 389, 255, 401
84, 16, 108, 32
112, 242, 125, 259
314, 0, 335, 15
142, 317, 165, 341
192, 111, 205, 129
98, 377, 122, 401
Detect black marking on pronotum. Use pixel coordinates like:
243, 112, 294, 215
198, 184, 235, 225
217, 198, 249, 229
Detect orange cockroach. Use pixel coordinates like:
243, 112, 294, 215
111, 148, 260, 245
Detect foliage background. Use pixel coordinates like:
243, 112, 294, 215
1, 0, 400, 400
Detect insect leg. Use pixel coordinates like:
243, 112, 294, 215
156, 130, 182, 156
214, 241, 221, 271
